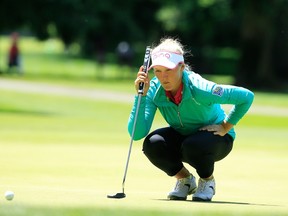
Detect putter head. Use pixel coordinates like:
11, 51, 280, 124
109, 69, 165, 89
107, 192, 126, 199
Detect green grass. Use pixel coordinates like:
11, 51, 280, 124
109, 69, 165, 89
0, 36, 138, 86
0, 35, 288, 215
0, 88, 287, 216
0, 35, 235, 92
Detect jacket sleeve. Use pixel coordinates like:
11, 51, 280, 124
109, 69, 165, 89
218, 85, 254, 125
191, 74, 254, 125
127, 94, 157, 141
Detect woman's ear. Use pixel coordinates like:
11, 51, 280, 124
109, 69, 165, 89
179, 63, 185, 71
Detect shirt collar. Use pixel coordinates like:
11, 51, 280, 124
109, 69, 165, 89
165, 82, 184, 105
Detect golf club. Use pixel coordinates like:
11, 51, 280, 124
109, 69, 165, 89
107, 46, 151, 199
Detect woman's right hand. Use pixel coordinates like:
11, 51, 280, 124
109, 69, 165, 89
134, 66, 150, 96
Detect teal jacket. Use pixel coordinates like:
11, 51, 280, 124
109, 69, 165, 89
128, 71, 254, 141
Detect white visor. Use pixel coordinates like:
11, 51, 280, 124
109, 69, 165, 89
149, 51, 184, 70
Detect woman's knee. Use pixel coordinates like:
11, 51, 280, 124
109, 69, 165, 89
142, 134, 166, 157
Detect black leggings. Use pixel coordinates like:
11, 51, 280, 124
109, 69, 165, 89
142, 127, 233, 178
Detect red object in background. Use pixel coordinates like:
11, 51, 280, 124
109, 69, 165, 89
8, 32, 19, 67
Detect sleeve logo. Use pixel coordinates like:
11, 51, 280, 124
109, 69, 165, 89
212, 86, 224, 97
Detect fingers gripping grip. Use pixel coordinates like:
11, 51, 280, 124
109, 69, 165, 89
138, 46, 151, 95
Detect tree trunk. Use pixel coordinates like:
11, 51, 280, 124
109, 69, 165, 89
273, 1, 288, 85
235, 0, 277, 89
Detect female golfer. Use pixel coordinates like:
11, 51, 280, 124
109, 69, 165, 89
128, 38, 254, 201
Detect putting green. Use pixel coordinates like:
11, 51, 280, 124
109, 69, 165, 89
0, 84, 287, 216
0, 138, 287, 216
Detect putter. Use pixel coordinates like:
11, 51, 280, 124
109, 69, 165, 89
107, 46, 151, 199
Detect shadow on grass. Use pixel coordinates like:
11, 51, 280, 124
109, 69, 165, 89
155, 198, 282, 207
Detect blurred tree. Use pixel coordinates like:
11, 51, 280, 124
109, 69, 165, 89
156, 0, 288, 90
0, 0, 27, 72
273, 0, 288, 84
0, 0, 287, 90
234, 0, 288, 89
155, 0, 239, 73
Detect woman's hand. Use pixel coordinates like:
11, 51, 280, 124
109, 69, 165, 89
134, 66, 150, 96
199, 121, 234, 136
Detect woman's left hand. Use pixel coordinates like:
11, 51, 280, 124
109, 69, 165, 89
199, 121, 234, 136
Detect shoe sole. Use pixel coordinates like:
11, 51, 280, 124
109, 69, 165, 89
168, 195, 187, 200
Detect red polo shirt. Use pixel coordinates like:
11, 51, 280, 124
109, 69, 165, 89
165, 83, 183, 105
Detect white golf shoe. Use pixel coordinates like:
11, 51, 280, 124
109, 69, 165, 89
192, 177, 215, 201
167, 174, 197, 200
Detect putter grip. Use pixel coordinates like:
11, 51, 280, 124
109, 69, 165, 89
138, 46, 151, 95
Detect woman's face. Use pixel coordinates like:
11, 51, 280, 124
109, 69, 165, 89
153, 64, 184, 94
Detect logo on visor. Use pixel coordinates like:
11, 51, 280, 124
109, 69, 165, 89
152, 52, 171, 60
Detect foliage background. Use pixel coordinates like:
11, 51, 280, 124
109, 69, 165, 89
0, 18, 287, 216
0, 0, 288, 90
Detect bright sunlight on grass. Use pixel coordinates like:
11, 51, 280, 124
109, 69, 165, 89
0, 36, 287, 216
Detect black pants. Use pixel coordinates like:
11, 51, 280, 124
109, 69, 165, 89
142, 127, 233, 178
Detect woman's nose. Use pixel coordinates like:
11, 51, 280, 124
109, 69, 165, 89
162, 71, 169, 78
